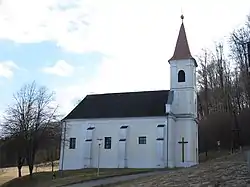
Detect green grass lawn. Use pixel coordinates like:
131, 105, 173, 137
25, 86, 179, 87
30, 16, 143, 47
0, 168, 158, 187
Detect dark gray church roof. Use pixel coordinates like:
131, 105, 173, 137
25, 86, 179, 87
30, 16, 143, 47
64, 90, 169, 120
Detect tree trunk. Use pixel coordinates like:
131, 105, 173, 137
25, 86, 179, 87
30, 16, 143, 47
51, 160, 54, 172
27, 151, 35, 177
29, 164, 34, 177
18, 167, 22, 178
17, 155, 24, 178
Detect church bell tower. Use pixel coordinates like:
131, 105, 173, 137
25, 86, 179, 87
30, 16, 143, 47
168, 15, 197, 117
168, 15, 198, 167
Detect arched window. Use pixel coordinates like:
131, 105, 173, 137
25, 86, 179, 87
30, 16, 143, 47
178, 70, 185, 82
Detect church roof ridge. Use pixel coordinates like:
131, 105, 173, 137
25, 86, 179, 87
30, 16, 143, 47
87, 89, 169, 97
169, 15, 197, 67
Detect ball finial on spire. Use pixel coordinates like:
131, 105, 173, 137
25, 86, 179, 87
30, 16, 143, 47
181, 14, 184, 21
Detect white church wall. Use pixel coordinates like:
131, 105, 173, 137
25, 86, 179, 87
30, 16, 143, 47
118, 125, 129, 168
194, 93, 198, 118
167, 116, 176, 168
196, 122, 199, 163
172, 90, 195, 115
156, 124, 165, 167
169, 56, 198, 168
170, 59, 197, 115
170, 59, 196, 89
83, 126, 95, 168
170, 90, 197, 116
59, 122, 86, 170
59, 116, 168, 170
118, 140, 126, 168
174, 118, 198, 167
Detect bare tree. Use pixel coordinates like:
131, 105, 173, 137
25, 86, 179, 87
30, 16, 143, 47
229, 16, 250, 107
2, 81, 58, 177
197, 49, 210, 118
39, 122, 61, 173
197, 13, 250, 155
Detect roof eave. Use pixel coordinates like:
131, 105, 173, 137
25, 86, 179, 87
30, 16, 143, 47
168, 56, 198, 67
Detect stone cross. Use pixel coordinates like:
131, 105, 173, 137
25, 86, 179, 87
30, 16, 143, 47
178, 137, 188, 162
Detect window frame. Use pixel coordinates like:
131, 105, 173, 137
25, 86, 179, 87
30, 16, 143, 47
178, 70, 185, 82
138, 136, 147, 144
104, 137, 112, 149
69, 137, 76, 149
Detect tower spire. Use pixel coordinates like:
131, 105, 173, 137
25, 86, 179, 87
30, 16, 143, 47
169, 15, 197, 67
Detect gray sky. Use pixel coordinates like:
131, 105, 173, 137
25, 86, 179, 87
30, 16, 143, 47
0, 0, 249, 116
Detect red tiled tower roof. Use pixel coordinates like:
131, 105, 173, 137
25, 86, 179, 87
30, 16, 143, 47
169, 15, 197, 67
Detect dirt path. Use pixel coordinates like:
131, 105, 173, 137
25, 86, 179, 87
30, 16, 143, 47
0, 169, 20, 186
66, 171, 169, 187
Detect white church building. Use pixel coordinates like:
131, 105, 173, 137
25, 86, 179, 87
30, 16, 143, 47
59, 16, 199, 170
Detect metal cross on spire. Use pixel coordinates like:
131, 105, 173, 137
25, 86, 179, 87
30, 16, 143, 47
181, 8, 184, 22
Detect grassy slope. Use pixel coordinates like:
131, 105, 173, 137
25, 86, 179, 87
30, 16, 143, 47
0, 150, 232, 187
199, 150, 231, 163
104, 151, 246, 187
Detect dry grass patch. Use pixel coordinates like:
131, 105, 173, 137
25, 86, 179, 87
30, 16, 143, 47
199, 150, 231, 163
0, 168, 155, 187
0, 163, 59, 186
100, 151, 235, 187
1, 150, 233, 187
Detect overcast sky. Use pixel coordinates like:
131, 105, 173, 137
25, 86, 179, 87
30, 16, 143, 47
0, 0, 250, 118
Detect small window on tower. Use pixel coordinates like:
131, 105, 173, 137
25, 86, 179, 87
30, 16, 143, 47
178, 70, 185, 82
